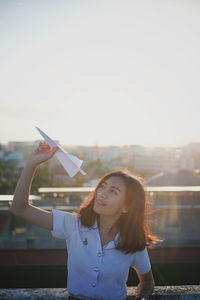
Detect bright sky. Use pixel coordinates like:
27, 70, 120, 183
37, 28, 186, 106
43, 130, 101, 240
0, 0, 200, 147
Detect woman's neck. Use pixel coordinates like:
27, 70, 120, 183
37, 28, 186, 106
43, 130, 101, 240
98, 215, 119, 235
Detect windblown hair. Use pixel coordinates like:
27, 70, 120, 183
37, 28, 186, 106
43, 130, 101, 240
77, 170, 161, 254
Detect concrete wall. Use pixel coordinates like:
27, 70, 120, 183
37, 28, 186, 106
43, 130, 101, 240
0, 286, 199, 300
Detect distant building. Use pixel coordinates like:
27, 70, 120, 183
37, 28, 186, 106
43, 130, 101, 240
149, 170, 200, 186
132, 154, 179, 172
179, 156, 194, 171
8, 141, 36, 152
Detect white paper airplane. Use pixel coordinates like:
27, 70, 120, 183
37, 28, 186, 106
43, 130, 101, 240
35, 127, 86, 177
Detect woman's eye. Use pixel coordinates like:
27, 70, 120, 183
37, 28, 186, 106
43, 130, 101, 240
111, 189, 117, 195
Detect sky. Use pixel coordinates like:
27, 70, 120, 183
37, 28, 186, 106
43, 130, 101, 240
0, 0, 200, 147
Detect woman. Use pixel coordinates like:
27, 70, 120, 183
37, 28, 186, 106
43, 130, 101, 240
10, 141, 158, 300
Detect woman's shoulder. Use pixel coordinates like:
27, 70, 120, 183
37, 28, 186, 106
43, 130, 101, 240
131, 246, 151, 274
52, 209, 79, 219
51, 209, 80, 239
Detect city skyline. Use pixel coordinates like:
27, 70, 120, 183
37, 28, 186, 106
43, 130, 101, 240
1, 0, 200, 147
3, 137, 200, 151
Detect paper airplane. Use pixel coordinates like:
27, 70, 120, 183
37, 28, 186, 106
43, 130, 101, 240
35, 127, 86, 178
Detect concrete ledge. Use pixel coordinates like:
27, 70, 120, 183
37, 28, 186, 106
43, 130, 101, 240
0, 286, 199, 300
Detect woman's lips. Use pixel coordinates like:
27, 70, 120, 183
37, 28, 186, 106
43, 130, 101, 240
96, 199, 107, 207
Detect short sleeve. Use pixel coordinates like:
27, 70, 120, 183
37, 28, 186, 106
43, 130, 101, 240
51, 209, 77, 240
131, 247, 151, 275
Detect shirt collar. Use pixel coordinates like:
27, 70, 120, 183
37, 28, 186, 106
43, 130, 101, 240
78, 218, 120, 249
79, 218, 98, 232
103, 232, 120, 250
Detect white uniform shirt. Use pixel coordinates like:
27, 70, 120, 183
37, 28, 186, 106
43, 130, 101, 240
51, 209, 151, 300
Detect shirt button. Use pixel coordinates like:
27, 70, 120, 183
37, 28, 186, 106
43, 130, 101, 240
97, 252, 102, 257
92, 282, 96, 287
94, 267, 99, 272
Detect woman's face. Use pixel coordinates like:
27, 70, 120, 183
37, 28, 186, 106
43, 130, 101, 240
93, 176, 127, 217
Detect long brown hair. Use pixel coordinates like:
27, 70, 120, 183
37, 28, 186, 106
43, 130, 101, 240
77, 169, 161, 254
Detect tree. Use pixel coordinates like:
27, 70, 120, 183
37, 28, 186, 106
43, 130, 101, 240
84, 159, 112, 181
0, 159, 19, 194
31, 162, 54, 194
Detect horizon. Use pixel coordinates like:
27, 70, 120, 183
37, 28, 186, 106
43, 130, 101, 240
2, 137, 200, 149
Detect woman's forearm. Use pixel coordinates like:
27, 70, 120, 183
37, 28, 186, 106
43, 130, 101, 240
10, 142, 58, 216
10, 161, 38, 215
135, 280, 155, 299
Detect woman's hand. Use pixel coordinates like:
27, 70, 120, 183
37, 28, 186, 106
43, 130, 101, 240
27, 141, 59, 167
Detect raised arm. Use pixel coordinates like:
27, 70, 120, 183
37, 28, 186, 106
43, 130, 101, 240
10, 141, 58, 231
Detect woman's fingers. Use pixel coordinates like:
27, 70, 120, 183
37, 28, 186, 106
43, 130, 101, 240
40, 141, 49, 148
37, 143, 59, 155
51, 146, 59, 154
45, 146, 59, 159
38, 141, 51, 151
53, 145, 59, 151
